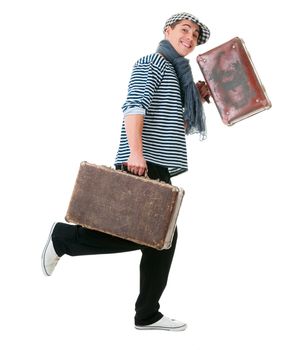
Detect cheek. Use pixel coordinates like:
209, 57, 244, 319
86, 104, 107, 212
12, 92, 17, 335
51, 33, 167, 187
165, 35, 177, 47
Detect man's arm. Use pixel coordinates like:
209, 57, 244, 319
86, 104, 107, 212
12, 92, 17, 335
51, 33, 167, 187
124, 114, 147, 176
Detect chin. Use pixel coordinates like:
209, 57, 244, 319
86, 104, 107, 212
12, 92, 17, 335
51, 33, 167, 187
179, 47, 193, 56
181, 50, 191, 57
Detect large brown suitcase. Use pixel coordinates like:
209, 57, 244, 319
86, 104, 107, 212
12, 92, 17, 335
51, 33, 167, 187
197, 37, 271, 125
65, 162, 184, 250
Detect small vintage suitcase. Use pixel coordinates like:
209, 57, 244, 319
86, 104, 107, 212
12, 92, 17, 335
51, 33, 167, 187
65, 162, 184, 250
197, 37, 271, 125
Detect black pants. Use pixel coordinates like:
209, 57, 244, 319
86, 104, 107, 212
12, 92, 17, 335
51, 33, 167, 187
52, 162, 178, 326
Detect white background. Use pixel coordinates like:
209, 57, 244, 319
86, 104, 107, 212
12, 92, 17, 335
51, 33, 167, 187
1, 0, 285, 349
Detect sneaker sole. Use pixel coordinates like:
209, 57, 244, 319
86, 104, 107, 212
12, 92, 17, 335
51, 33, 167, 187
41, 222, 57, 276
135, 324, 187, 331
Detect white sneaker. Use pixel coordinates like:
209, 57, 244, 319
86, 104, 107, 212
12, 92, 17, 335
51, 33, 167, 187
135, 316, 187, 331
41, 223, 60, 276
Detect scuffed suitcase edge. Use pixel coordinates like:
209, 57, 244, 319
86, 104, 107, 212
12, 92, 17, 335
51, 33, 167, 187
64, 218, 172, 250
162, 187, 185, 249
81, 161, 179, 189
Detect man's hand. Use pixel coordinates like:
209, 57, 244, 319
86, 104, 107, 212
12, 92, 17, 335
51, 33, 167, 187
126, 153, 147, 176
196, 80, 211, 103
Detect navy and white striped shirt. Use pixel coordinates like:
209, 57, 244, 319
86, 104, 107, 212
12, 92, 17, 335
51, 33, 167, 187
115, 53, 188, 177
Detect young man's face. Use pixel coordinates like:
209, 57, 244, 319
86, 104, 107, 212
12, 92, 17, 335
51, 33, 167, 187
164, 19, 200, 57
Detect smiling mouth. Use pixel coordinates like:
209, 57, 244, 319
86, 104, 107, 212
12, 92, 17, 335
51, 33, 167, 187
181, 41, 192, 49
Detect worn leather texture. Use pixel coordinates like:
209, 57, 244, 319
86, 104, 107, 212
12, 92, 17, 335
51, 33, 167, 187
65, 162, 184, 250
197, 37, 271, 125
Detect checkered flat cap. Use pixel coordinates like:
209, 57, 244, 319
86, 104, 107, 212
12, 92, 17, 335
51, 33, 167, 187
163, 12, 210, 45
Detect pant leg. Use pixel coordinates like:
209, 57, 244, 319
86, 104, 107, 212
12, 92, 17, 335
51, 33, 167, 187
52, 223, 141, 257
134, 162, 179, 326
135, 228, 178, 326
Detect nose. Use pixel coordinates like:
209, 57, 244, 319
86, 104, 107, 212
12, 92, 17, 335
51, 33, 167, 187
185, 34, 194, 46
185, 29, 195, 42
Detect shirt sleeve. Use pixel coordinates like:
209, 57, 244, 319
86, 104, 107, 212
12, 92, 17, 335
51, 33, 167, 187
122, 54, 166, 116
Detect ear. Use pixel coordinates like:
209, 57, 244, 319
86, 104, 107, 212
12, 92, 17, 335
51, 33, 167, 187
164, 26, 172, 38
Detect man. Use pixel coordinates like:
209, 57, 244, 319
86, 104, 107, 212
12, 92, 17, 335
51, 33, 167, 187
42, 12, 210, 332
